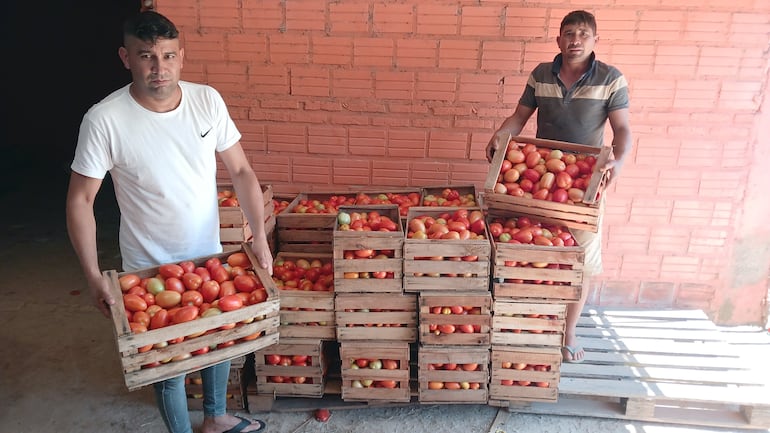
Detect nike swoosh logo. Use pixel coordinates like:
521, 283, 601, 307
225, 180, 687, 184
200, 127, 212, 138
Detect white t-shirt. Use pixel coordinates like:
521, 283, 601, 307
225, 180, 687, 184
71, 81, 242, 271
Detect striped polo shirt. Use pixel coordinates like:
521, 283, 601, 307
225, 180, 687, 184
519, 53, 629, 148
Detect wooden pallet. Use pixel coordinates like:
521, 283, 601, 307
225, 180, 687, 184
503, 308, 770, 430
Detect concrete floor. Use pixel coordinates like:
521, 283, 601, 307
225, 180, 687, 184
0, 174, 763, 433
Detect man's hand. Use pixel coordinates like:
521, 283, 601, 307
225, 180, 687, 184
87, 273, 115, 318
600, 159, 624, 188
250, 235, 274, 276
486, 132, 508, 163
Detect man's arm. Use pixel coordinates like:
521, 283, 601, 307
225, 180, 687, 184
66, 172, 114, 317
604, 108, 633, 186
218, 142, 273, 275
486, 104, 536, 162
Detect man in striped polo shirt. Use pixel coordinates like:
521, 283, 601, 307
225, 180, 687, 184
486, 10, 633, 363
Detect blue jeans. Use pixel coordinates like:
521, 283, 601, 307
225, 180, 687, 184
153, 360, 231, 433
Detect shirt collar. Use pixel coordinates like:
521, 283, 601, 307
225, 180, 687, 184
551, 52, 597, 77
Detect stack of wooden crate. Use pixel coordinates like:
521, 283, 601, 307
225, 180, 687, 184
333, 205, 414, 403
218, 184, 277, 253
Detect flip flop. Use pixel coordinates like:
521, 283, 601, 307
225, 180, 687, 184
223, 415, 266, 433
562, 345, 584, 363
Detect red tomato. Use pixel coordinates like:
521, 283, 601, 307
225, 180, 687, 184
233, 275, 258, 293
155, 290, 182, 309
194, 267, 212, 282
218, 294, 244, 312
123, 293, 147, 312
127, 285, 147, 296
265, 354, 281, 365
205, 257, 223, 271
179, 261, 195, 274
182, 273, 203, 291
142, 292, 155, 307
173, 305, 199, 324
227, 252, 250, 268
164, 277, 185, 294
158, 264, 184, 279
248, 288, 268, 304
133, 311, 151, 327
200, 280, 220, 304
219, 281, 237, 298
150, 309, 170, 329
211, 266, 230, 284
119, 274, 141, 292
181, 290, 203, 307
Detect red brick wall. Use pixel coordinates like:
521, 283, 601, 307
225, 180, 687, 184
157, 0, 770, 325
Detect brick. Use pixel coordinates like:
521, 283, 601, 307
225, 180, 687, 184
270, 35, 310, 64
330, 113, 370, 126
242, 0, 283, 30
688, 228, 729, 255
634, 137, 680, 167
638, 10, 684, 41
416, 4, 459, 35
521, 42, 556, 72
412, 161, 451, 185
266, 124, 306, 154
503, 7, 548, 38
438, 40, 480, 69
251, 154, 291, 183
481, 41, 522, 72
596, 9, 639, 42
372, 160, 413, 186
606, 226, 650, 253
655, 169, 699, 198
698, 170, 747, 199
374, 71, 415, 100
638, 281, 677, 306
455, 117, 495, 130
349, 127, 387, 157
598, 280, 639, 306
501, 75, 528, 104
307, 125, 347, 155
161, 4, 197, 30
428, 131, 468, 159
292, 155, 332, 185
461, 5, 504, 37
249, 65, 289, 94
372, 116, 411, 128
388, 129, 427, 159
660, 256, 700, 281
675, 283, 716, 310
200, 0, 240, 29
388, 102, 430, 114
411, 117, 452, 129
447, 162, 487, 185
313, 36, 353, 65
333, 159, 371, 186
396, 39, 438, 68
458, 73, 500, 103
185, 33, 226, 62
290, 66, 330, 97
649, 227, 690, 254
226, 34, 267, 62
354, 38, 394, 67
331, 70, 373, 98
629, 198, 672, 224
415, 72, 457, 101
620, 254, 662, 280
286, 0, 326, 31
373, 3, 414, 33
329, 2, 370, 34
340, 100, 386, 114
469, 132, 491, 161
239, 121, 266, 152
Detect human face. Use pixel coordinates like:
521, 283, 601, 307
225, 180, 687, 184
556, 23, 597, 64
118, 36, 184, 107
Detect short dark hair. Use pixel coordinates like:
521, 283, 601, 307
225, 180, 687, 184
560, 10, 597, 34
123, 11, 179, 45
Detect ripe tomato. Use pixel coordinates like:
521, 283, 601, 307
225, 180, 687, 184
182, 273, 203, 291
173, 305, 199, 324
164, 277, 185, 294
218, 294, 244, 312
205, 257, 223, 271
200, 280, 220, 304
194, 267, 212, 282
227, 252, 250, 268
133, 311, 151, 327
181, 290, 203, 307
158, 264, 184, 279
234, 274, 258, 293
155, 290, 182, 309
265, 354, 281, 365
123, 293, 147, 312
248, 288, 268, 304
150, 309, 170, 329
119, 274, 141, 292
219, 281, 237, 298
211, 266, 230, 284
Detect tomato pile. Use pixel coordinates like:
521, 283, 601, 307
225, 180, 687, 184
272, 257, 334, 291
263, 353, 315, 384
337, 210, 399, 232
499, 361, 552, 388
272, 198, 291, 215
349, 358, 401, 389
427, 362, 482, 390
290, 192, 420, 217
341, 249, 396, 280
497, 313, 561, 335
217, 189, 239, 207
407, 209, 486, 241
422, 188, 476, 207
427, 305, 483, 335
118, 252, 270, 368
493, 141, 598, 204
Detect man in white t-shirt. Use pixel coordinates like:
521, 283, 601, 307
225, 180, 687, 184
66, 10, 269, 433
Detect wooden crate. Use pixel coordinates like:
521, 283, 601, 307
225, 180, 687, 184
488, 346, 561, 404
403, 207, 491, 293
106, 245, 280, 391
219, 184, 275, 244
274, 252, 336, 340
491, 301, 567, 347
339, 342, 411, 403
186, 367, 246, 410
418, 346, 489, 404
276, 192, 345, 253
254, 338, 327, 398
488, 212, 584, 302
420, 184, 478, 207
419, 292, 492, 346
333, 205, 404, 293
483, 135, 611, 233
335, 293, 418, 342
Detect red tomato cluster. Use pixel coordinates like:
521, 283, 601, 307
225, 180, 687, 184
272, 199, 290, 215
407, 208, 486, 241
264, 353, 315, 384
498, 313, 561, 335
342, 249, 396, 280
422, 188, 476, 207
337, 210, 399, 232
272, 257, 334, 291
349, 358, 400, 389
427, 305, 483, 335
290, 192, 420, 216
494, 141, 598, 204
119, 252, 269, 367
488, 215, 576, 247
217, 189, 239, 207
426, 361, 482, 390
499, 361, 552, 387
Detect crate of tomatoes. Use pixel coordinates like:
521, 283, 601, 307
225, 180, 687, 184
218, 184, 276, 252
483, 135, 611, 233
106, 244, 280, 391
